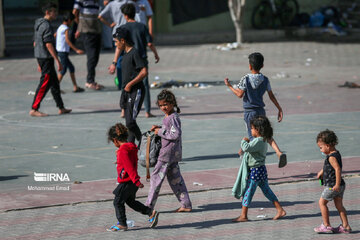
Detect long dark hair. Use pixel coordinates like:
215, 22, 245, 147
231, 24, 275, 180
250, 115, 273, 141
156, 89, 181, 113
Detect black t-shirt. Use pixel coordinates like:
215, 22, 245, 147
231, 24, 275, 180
122, 22, 152, 61
323, 151, 345, 187
121, 47, 145, 90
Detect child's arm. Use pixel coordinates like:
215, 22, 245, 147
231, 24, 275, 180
45, 43, 63, 72
224, 78, 245, 98
147, 42, 159, 63
157, 117, 181, 141
240, 138, 263, 153
118, 149, 141, 187
108, 47, 121, 74
328, 156, 342, 192
65, 29, 84, 54
316, 169, 323, 179
267, 90, 283, 122
124, 67, 147, 92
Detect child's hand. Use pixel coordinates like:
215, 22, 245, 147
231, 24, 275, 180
316, 171, 323, 179
224, 78, 231, 87
76, 49, 84, 54
124, 83, 132, 92
243, 137, 250, 142
154, 128, 159, 135
138, 183, 144, 188
108, 64, 116, 74
238, 148, 243, 156
150, 125, 160, 131
332, 185, 340, 192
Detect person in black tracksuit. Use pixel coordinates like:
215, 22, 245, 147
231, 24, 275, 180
31, 3, 71, 117
113, 27, 147, 143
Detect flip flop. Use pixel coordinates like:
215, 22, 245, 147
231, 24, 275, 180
73, 87, 84, 93
278, 153, 287, 168
106, 225, 127, 232
149, 211, 159, 228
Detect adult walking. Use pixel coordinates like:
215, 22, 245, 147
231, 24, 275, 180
73, 0, 104, 90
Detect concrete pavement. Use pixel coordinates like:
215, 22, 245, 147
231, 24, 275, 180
0, 41, 360, 239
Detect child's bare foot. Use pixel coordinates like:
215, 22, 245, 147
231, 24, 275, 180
273, 209, 286, 220
73, 86, 84, 93
175, 207, 192, 213
232, 216, 248, 222
29, 109, 48, 117
58, 108, 72, 115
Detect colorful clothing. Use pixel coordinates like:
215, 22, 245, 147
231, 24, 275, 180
145, 161, 191, 210
239, 137, 279, 207
242, 178, 278, 207
157, 112, 182, 163
113, 142, 151, 227
116, 142, 141, 186
146, 112, 191, 210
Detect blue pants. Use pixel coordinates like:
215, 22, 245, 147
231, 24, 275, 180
242, 178, 278, 207
58, 52, 75, 76
244, 108, 266, 140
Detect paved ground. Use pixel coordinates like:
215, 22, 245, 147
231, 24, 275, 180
0, 41, 360, 239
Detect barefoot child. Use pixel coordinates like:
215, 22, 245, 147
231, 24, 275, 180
107, 123, 159, 231
30, 3, 71, 117
146, 90, 192, 213
224, 52, 286, 168
55, 12, 84, 93
232, 116, 286, 222
314, 129, 351, 234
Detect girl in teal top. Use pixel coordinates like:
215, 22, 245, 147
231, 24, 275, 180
232, 116, 286, 222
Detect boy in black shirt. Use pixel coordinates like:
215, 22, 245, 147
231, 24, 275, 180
113, 27, 147, 143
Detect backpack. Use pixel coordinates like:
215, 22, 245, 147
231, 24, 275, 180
138, 131, 161, 181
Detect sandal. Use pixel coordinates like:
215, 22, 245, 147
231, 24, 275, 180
73, 87, 84, 93
149, 210, 159, 228
85, 82, 104, 90
278, 153, 287, 168
106, 224, 127, 232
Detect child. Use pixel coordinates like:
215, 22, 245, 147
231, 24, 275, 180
120, 3, 159, 118
112, 27, 147, 143
314, 130, 351, 233
146, 90, 192, 213
55, 12, 84, 93
107, 123, 159, 231
232, 116, 286, 222
30, 3, 71, 117
224, 52, 286, 168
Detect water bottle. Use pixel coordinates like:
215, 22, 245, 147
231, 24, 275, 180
126, 220, 135, 227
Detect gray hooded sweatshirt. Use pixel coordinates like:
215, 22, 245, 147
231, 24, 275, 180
34, 18, 55, 59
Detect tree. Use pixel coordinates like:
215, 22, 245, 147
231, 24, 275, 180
228, 0, 246, 43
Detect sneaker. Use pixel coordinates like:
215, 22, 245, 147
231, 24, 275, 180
149, 210, 159, 228
333, 225, 351, 233
314, 223, 333, 234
